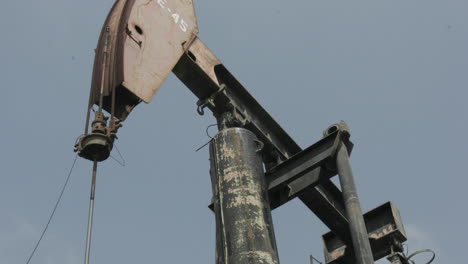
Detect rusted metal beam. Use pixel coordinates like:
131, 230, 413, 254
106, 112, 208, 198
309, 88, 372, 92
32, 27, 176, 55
209, 128, 280, 264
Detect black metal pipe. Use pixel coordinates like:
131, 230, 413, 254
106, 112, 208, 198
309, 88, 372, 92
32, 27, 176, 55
336, 143, 374, 264
209, 127, 279, 264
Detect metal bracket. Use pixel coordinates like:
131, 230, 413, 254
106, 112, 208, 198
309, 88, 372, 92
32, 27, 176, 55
196, 84, 226, 115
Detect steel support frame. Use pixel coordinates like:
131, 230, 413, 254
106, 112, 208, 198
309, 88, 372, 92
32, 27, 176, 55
172, 39, 400, 263
323, 201, 407, 263
206, 121, 355, 244
172, 38, 352, 240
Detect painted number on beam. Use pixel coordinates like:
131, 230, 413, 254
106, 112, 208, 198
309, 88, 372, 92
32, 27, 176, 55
157, 0, 188, 32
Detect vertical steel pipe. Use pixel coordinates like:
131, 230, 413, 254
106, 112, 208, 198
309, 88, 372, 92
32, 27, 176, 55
336, 143, 374, 264
84, 161, 98, 264
209, 127, 279, 264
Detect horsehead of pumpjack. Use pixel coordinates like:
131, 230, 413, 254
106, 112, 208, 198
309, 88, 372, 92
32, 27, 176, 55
75, 0, 199, 161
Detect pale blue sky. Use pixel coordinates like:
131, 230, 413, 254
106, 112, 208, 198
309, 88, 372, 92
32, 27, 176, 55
1, 0, 467, 263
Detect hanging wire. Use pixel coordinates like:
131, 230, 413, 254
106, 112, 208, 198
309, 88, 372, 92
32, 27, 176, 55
75, 134, 84, 146
309, 255, 323, 264
206, 123, 217, 139
25, 154, 78, 264
405, 249, 436, 264
403, 243, 409, 257
195, 124, 218, 152
109, 143, 126, 167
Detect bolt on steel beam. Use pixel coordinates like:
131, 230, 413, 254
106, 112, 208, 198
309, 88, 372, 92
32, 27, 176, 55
209, 127, 280, 264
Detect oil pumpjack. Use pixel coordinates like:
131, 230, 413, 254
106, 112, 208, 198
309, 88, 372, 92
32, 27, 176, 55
75, 1, 413, 263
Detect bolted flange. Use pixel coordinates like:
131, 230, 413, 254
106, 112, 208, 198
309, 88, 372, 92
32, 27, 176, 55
75, 111, 118, 162
75, 133, 113, 162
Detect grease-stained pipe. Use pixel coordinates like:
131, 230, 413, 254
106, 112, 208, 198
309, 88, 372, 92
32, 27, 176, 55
336, 143, 374, 264
209, 127, 279, 264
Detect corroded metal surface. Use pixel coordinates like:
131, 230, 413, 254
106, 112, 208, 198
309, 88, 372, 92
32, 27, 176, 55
336, 143, 374, 264
121, 0, 198, 102
209, 128, 279, 264
91, 0, 198, 119
323, 202, 407, 263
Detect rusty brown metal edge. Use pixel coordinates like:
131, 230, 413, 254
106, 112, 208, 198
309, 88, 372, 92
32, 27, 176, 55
90, 0, 143, 120
91, 0, 125, 103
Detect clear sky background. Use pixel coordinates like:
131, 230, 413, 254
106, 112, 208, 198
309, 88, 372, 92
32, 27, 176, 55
1, 0, 467, 263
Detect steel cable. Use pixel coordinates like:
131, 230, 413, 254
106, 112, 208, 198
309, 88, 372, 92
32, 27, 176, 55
406, 249, 436, 264
109, 144, 126, 167
196, 123, 218, 152
25, 154, 78, 264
